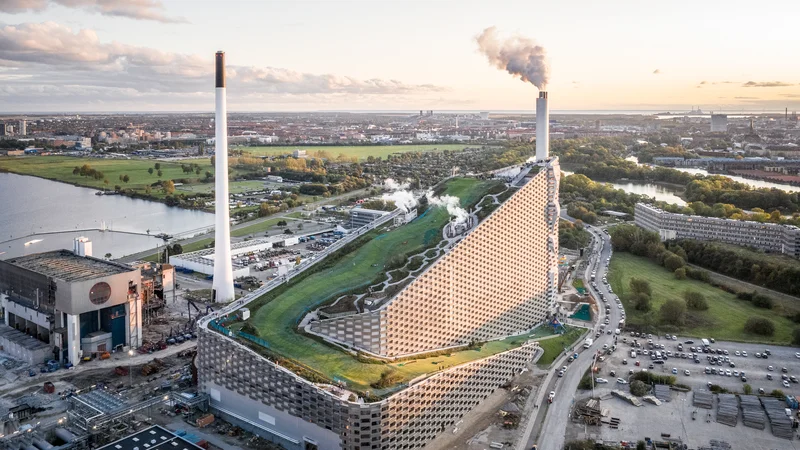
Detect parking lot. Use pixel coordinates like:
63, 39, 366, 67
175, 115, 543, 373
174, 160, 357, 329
597, 333, 800, 396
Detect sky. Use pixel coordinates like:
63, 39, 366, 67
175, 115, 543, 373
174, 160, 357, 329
1, 0, 800, 113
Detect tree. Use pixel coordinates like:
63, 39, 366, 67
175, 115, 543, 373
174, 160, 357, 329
154, 162, 161, 170
104, 253, 112, 260
157, 169, 163, 177
122, 174, 130, 183
633, 292, 652, 312
148, 167, 154, 175
72, 166, 80, 175
674, 267, 686, 279
663, 252, 686, 272
629, 278, 651, 296
742, 384, 753, 395
205, 170, 213, 180
277, 220, 287, 226
659, 299, 687, 326
162, 180, 175, 195
630, 380, 648, 396
744, 317, 775, 336
210, 155, 215, 166
752, 294, 773, 309
684, 291, 708, 310
283, 229, 293, 234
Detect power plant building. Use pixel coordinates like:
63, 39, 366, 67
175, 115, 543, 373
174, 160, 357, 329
196, 158, 561, 450
635, 203, 800, 257
0, 242, 142, 366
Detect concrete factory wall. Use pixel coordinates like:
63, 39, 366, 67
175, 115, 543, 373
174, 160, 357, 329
310, 160, 561, 357
197, 328, 537, 450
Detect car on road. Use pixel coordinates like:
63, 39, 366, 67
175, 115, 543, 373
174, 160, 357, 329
792, 376, 799, 383
782, 367, 788, 373
767, 374, 773, 380
622, 359, 628, 365
616, 378, 628, 384
596, 378, 609, 384
684, 370, 691, 376
768, 366, 774, 371
672, 368, 678, 374
726, 370, 732, 376
735, 351, 740, 356
558, 370, 564, 377
742, 351, 747, 357
784, 380, 791, 388
796, 352, 800, 359
548, 391, 555, 403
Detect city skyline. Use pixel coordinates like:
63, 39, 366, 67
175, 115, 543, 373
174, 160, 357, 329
2, 0, 800, 112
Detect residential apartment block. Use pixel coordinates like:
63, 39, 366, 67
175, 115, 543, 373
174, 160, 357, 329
635, 203, 800, 257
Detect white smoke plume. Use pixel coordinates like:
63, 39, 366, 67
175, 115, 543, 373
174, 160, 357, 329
476, 26, 549, 90
382, 178, 416, 212
384, 178, 410, 191
426, 192, 469, 224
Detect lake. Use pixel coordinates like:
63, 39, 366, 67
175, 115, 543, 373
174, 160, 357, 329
0, 173, 213, 260
562, 170, 687, 206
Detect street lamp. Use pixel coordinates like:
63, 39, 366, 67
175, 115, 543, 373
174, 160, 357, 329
128, 349, 135, 386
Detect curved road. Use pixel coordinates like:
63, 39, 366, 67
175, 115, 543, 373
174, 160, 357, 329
520, 218, 623, 450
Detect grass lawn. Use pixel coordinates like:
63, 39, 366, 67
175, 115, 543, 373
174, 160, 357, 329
176, 180, 264, 194
0, 156, 213, 191
142, 237, 214, 262
247, 177, 502, 391
573, 279, 585, 290
230, 218, 285, 237
608, 252, 795, 345
536, 327, 586, 367
238, 144, 469, 161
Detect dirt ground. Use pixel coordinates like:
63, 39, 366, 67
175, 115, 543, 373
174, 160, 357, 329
423, 366, 546, 450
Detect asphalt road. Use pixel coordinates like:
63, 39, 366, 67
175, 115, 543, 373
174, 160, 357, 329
520, 221, 625, 450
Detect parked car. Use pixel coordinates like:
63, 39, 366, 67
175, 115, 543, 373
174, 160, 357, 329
616, 378, 628, 384
596, 378, 609, 384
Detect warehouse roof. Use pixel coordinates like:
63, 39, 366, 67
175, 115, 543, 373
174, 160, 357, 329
5, 250, 135, 282
96, 426, 203, 450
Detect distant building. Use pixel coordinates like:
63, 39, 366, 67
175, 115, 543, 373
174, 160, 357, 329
293, 149, 307, 158
711, 114, 728, 133
0, 240, 143, 366
18, 120, 26, 136
635, 203, 800, 257
265, 175, 283, 183
393, 208, 417, 226
349, 208, 389, 228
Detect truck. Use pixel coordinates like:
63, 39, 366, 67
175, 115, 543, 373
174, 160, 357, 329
584, 338, 594, 349
701, 339, 711, 347
786, 395, 799, 409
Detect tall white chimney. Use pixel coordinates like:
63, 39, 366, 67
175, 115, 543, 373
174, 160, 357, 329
536, 91, 549, 161
212, 51, 235, 303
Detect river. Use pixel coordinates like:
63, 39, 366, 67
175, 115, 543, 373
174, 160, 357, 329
671, 167, 800, 192
0, 173, 214, 260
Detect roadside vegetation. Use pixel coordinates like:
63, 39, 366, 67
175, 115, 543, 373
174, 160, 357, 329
559, 219, 591, 250
536, 327, 585, 367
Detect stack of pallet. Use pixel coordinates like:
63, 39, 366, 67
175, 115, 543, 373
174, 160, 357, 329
760, 397, 794, 439
739, 395, 766, 430
715, 394, 738, 426
653, 384, 671, 402
693, 390, 713, 409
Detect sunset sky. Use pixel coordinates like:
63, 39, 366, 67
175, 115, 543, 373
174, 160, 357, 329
1, 0, 799, 112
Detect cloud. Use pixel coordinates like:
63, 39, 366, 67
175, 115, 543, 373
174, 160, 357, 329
652, 69, 661, 74
734, 96, 758, 99
742, 81, 794, 88
781, 94, 800, 98
0, 22, 445, 109
699, 81, 707, 85
0, 0, 186, 23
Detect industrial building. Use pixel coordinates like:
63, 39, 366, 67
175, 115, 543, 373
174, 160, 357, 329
197, 157, 560, 450
349, 208, 390, 229
310, 160, 561, 357
635, 203, 800, 257
0, 238, 143, 366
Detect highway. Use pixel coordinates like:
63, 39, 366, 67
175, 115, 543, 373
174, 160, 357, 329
519, 218, 624, 450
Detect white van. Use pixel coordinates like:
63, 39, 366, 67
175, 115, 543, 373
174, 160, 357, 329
614, 328, 621, 335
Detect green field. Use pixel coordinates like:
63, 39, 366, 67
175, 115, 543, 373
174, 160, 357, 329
245, 177, 503, 391
176, 180, 264, 194
230, 218, 286, 238
536, 327, 586, 367
608, 253, 795, 345
142, 237, 214, 262
0, 156, 220, 196
238, 144, 470, 161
